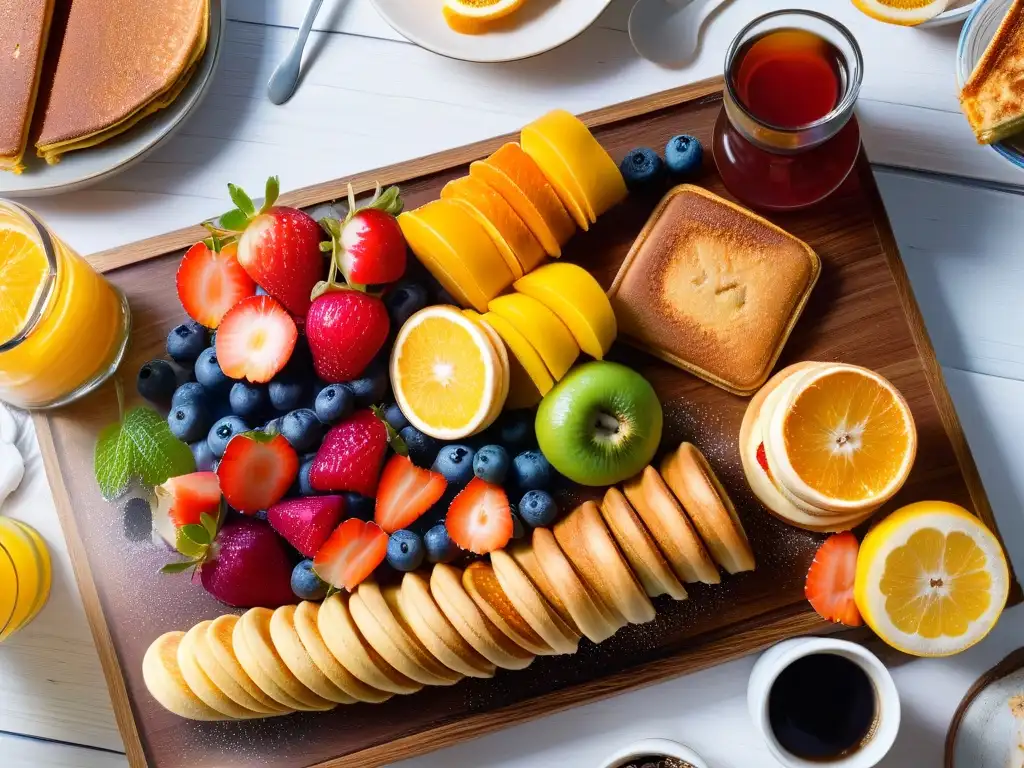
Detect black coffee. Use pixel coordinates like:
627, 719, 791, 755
767, 653, 876, 761
619, 757, 694, 768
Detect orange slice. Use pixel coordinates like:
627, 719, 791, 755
851, 0, 949, 26
488, 293, 579, 380
443, 0, 525, 24
481, 311, 553, 401
0, 222, 48, 345
520, 127, 592, 229
470, 143, 575, 257
462, 309, 511, 426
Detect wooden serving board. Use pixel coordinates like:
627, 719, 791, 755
34, 77, 1021, 768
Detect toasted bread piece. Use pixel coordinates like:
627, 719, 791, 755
192, 619, 285, 715
430, 563, 534, 670
600, 487, 688, 600
143, 632, 226, 721
554, 501, 655, 624
317, 593, 423, 695
177, 622, 261, 718
507, 540, 576, 631
623, 467, 720, 585
608, 186, 820, 395
204, 616, 291, 714
463, 560, 555, 655
291, 601, 393, 703
399, 572, 496, 679
960, 0, 1024, 144
0, 0, 54, 172
490, 549, 580, 654
269, 605, 356, 704
660, 444, 756, 575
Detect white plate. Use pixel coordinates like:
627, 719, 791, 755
369, 0, 612, 62
0, 0, 225, 197
921, 0, 976, 26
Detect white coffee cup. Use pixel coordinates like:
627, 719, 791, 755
599, 738, 710, 768
748, 637, 900, 768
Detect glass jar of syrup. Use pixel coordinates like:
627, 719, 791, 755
712, 10, 864, 211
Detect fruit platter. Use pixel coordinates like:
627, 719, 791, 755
33, 77, 1019, 768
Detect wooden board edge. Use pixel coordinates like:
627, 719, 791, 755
31, 414, 150, 768
309, 606, 840, 768
855, 160, 1024, 606
84, 77, 726, 275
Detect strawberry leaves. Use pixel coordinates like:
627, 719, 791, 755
94, 406, 195, 500
205, 176, 283, 242
160, 509, 221, 575
318, 183, 405, 292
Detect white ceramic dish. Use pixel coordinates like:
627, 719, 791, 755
921, 0, 976, 26
0, 0, 225, 197
369, 0, 612, 62
599, 738, 710, 768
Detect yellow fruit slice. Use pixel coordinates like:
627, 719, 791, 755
443, 0, 524, 23
522, 110, 627, 220
521, 126, 592, 230
462, 309, 511, 427
398, 201, 514, 313
851, 0, 949, 26
470, 143, 575, 257
481, 311, 553, 402
513, 262, 616, 359
855, 501, 1009, 657
488, 293, 579, 380
0, 222, 49, 345
441, 176, 546, 276
391, 306, 502, 440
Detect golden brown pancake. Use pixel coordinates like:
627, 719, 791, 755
961, 0, 1024, 144
35, 0, 208, 163
0, 0, 54, 172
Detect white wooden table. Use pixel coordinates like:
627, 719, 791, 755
3, 1, 1024, 765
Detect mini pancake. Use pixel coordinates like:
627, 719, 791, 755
177, 623, 260, 718
531, 527, 624, 643
238, 608, 336, 711
553, 501, 655, 624
398, 572, 496, 679
463, 560, 555, 655
292, 601, 393, 703
205, 615, 291, 714
429, 563, 534, 670
192, 619, 284, 715
623, 468, 720, 585
231, 616, 309, 711
507, 540, 577, 632
490, 549, 580, 654
661, 443, 756, 575
600, 487, 688, 600
143, 631, 226, 721
269, 605, 355, 704
317, 593, 423, 695
350, 582, 462, 686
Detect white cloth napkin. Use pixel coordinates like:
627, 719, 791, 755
0, 404, 25, 510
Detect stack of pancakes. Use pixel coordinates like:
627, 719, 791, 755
0, 0, 208, 173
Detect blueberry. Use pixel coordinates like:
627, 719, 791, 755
665, 134, 704, 178
518, 489, 558, 527
432, 445, 476, 488
123, 497, 152, 542
167, 402, 211, 443
341, 492, 375, 520
384, 282, 429, 328
229, 382, 269, 420
347, 362, 389, 407
498, 412, 535, 453
190, 439, 216, 472
297, 456, 316, 496
268, 375, 307, 412
207, 415, 249, 458
280, 408, 324, 452
255, 285, 270, 297
195, 347, 231, 391
166, 321, 208, 364
382, 402, 409, 433
400, 426, 439, 468
473, 445, 510, 485
387, 530, 425, 572
171, 381, 208, 410
512, 450, 553, 491
510, 511, 526, 540
136, 360, 177, 405
424, 524, 459, 563
314, 383, 354, 424
619, 147, 666, 191
291, 559, 327, 601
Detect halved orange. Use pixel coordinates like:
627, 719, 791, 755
444, 0, 525, 25
851, 0, 949, 26
0, 223, 48, 345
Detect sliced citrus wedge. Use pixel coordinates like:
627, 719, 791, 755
480, 311, 553, 403
851, 0, 950, 26
488, 293, 579, 380
855, 501, 1009, 657
444, 0, 525, 23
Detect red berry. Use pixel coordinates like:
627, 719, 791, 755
156, 471, 221, 528
217, 432, 299, 514
374, 455, 447, 534
337, 209, 407, 285
446, 478, 513, 555
176, 241, 257, 329
305, 289, 390, 382
756, 442, 772, 481
310, 409, 388, 497
267, 495, 346, 557
215, 295, 298, 383
199, 518, 295, 607
313, 518, 388, 591
805, 532, 863, 627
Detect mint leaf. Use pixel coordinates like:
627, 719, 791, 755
160, 560, 196, 575
262, 176, 280, 212
228, 184, 256, 217
94, 407, 195, 500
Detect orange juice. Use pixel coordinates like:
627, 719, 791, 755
0, 518, 51, 641
0, 201, 130, 409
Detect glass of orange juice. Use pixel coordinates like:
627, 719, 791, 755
0, 200, 130, 409
0, 517, 52, 641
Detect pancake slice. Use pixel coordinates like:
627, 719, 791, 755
177, 623, 260, 718
490, 549, 580, 654
205, 615, 292, 715
0, 0, 53, 172
507, 540, 577, 632
463, 560, 555, 656
192, 619, 285, 715
269, 605, 356, 704
143, 631, 226, 721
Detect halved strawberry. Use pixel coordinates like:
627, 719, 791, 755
805, 532, 864, 627
217, 432, 299, 514
156, 471, 221, 528
176, 241, 257, 328
215, 295, 298, 383
267, 495, 346, 557
313, 518, 388, 591
374, 455, 447, 534
445, 478, 513, 555
310, 409, 388, 497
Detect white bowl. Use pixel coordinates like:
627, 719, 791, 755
599, 738, 710, 768
921, 0, 976, 27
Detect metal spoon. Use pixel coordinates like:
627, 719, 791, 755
267, 0, 325, 105
629, 0, 730, 68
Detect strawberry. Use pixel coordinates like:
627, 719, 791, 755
321, 184, 406, 287
155, 471, 221, 528
217, 432, 299, 514
198, 518, 296, 607
215, 295, 298, 383
805, 532, 864, 627
374, 455, 447, 534
305, 288, 390, 382
313, 518, 388, 591
267, 495, 346, 557
176, 241, 257, 328
310, 409, 388, 497
756, 442, 773, 481
445, 478, 513, 555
